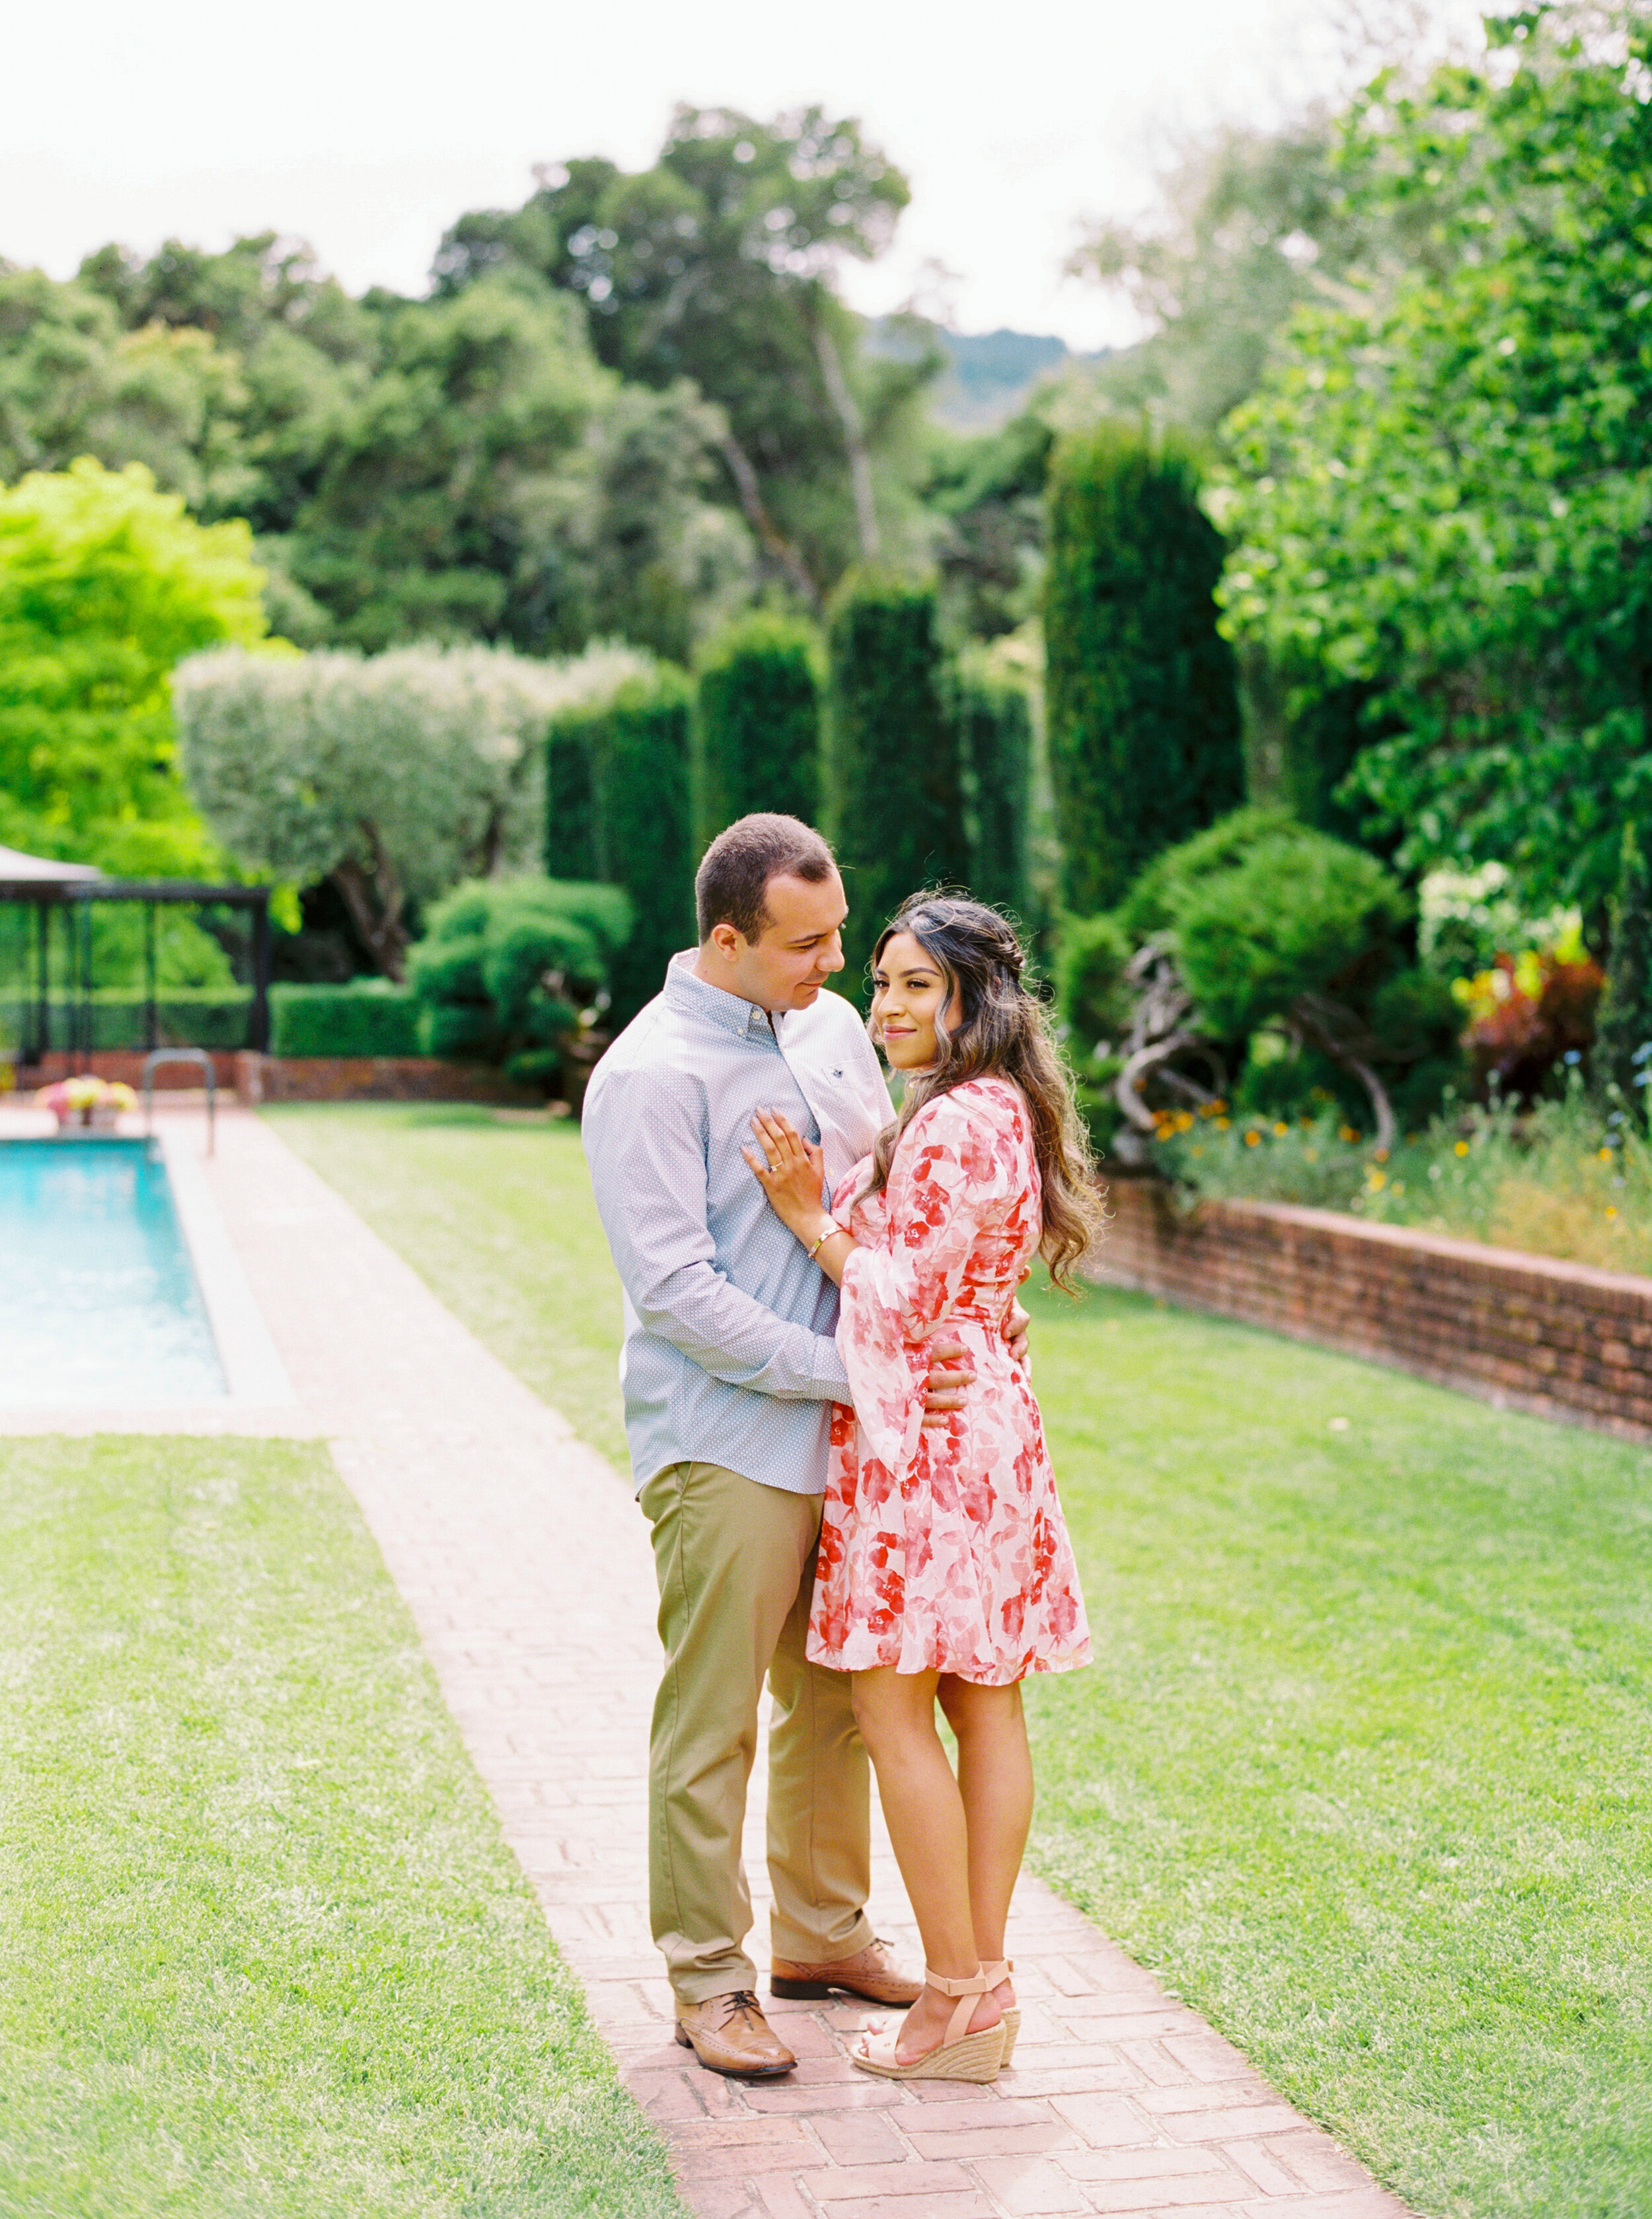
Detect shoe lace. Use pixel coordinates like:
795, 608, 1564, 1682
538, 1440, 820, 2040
725, 1988, 762, 2023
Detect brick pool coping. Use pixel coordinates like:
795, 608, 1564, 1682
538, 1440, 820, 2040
0, 1106, 1415, 2218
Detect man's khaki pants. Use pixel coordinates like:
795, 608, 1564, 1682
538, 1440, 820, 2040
640, 1459, 873, 2005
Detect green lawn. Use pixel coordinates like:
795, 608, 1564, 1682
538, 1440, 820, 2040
0, 1431, 683, 2219
274, 1102, 1652, 2219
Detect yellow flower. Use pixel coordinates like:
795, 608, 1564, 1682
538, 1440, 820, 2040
1599, 1147, 1614, 1162
1215, 1117, 1230, 1131
1244, 1129, 1261, 1147
1373, 1147, 1390, 1163
1339, 1125, 1359, 1145
1367, 1168, 1388, 1189
1454, 1139, 1470, 1157
1606, 1205, 1619, 1219
1273, 1121, 1290, 1137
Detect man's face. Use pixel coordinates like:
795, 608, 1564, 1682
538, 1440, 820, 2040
719, 869, 848, 1012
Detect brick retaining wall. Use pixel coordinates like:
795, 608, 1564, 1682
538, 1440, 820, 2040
1093, 1176, 1652, 1443
234, 1053, 537, 1106
9, 1050, 535, 1106
15, 1049, 243, 1092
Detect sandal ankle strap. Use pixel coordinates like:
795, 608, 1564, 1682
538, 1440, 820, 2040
924, 1967, 992, 1999
924, 1964, 993, 2047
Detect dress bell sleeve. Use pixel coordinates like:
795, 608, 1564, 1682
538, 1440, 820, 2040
835, 1086, 1020, 1474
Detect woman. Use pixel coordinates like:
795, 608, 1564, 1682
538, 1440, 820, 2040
743, 894, 1099, 2084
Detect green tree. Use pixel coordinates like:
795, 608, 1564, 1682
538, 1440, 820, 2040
435, 108, 932, 606
1044, 422, 1243, 915
279, 277, 609, 652
1217, 8, 1652, 915
691, 612, 821, 850
825, 573, 968, 992
1598, 823, 1652, 1110
924, 408, 1053, 642
587, 669, 697, 1022
175, 641, 643, 976
0, 267, 252, 513
47, 232, 752, 658
0, 458, 268, 872
1069, 120, 1353, 437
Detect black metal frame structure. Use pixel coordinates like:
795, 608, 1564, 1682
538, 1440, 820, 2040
0, 859, 272, 1067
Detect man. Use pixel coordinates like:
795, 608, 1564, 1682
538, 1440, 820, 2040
583, 813, 1026, 2078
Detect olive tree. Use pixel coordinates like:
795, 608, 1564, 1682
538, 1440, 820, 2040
174, 640, 644, 977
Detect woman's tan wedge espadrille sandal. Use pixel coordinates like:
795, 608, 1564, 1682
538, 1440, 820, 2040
850, 1967, 1006, 2083
982, 1959, 1020, 2065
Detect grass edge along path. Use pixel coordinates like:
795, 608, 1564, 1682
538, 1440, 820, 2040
0, 1431, 685, 2219
273, 1104, 1652, 2219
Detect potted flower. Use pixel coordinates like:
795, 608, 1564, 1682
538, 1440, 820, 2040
37, 1076, 138, 1131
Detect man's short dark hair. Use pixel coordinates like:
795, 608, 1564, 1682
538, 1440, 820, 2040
695, 814, 837, 943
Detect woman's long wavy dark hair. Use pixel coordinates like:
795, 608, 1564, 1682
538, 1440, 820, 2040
861, 893, 1103, 1292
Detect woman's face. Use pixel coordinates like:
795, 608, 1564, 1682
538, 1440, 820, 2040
871, 930, 963, 1071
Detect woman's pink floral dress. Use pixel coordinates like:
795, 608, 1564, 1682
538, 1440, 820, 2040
807, 1075, 1092, 1685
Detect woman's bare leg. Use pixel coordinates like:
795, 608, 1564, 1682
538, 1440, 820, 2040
851, 1667, 1001, 2060
938, 1676, 1033, 2013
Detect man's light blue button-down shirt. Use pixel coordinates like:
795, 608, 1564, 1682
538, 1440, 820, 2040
583, 952, 894, 1496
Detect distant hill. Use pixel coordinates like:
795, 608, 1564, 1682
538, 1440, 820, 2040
868, 322, 1105, 432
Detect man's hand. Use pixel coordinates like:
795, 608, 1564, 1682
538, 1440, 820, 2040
1005, 1298, 1032, 1376
920, 1337, 974, 1430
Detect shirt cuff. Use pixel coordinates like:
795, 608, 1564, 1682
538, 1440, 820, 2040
813, 1334, 852, 1398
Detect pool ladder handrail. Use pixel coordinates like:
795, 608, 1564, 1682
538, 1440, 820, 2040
141, 1047, 216, 1156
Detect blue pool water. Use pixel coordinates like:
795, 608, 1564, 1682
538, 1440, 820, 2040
0, 1138, 225, 1404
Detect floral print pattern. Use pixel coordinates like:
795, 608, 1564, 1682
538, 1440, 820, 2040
807, 1076, 1092, 1684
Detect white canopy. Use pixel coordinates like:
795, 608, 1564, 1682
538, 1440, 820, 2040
0, 845, 103, 890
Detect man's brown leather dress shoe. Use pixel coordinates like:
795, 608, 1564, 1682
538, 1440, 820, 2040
770, 1937, 924, 2007
674, 1990, 797, 2078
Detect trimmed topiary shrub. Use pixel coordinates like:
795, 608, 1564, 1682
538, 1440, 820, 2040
957, 656, 1033, 924
1059, 810, 1468, 1152
1116, 806, 1322, 945
692, 613, 821, 850
408, 877, 632, 1092
1045, 422, 1243, 914
825, 573, 969, 994
269, 981, 420, 1059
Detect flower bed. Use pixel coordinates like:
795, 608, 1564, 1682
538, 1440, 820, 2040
1145, 1083, 1649, 1275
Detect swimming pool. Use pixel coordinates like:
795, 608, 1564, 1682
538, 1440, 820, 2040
0, 1137, 226, 1404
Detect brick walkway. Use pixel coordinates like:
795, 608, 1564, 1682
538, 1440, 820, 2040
26, 1106, 1416, 2219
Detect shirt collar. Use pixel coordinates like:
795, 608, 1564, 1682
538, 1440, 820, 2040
665, 949, 778, 1040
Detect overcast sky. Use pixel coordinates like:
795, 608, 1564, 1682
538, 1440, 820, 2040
4, 0, 1481, 350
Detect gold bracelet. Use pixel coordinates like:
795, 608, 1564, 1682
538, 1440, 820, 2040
806, 1220, 843, 1260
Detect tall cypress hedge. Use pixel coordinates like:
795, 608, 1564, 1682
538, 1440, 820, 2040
692, 613, 822, 850
544, 709, 602, 881
957, 658, 1033, 924
825, 573, 969, 995
1045, 422, 1243, 914
544, 669, 695, 1028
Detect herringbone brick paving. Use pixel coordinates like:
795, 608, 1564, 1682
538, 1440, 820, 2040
77, 1109, 1422, 2218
